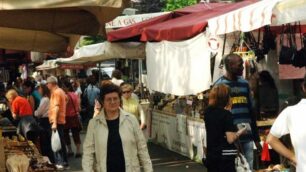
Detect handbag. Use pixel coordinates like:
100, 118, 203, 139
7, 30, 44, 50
235, 141, 252, 172
279, 24, 297, 64
244, 32, 265, 62
262, 25, 276, 54
292, 22, 306, 68
67, 93, 83, 130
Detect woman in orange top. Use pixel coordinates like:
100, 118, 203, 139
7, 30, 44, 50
6, 89, 40, 142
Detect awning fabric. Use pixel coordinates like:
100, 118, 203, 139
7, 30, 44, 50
0, 0, 128, 36
56, 42, 145, 64
273, 0, 306, 25
208, 0, 306, 35
36, 60, 58, 70
107, 1, 256, 42
0, 0, 128, 52
0, 27, 80, 52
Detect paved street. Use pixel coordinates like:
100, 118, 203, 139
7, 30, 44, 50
65, 133, 206, 172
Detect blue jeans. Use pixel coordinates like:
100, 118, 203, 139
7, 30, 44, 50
53, 125, 68, 166
241, 141, 254, 170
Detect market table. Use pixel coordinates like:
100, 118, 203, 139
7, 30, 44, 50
149, 109, 206, 162
1, 126, 17, 137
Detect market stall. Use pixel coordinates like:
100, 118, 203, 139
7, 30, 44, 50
106, 1, 306, 171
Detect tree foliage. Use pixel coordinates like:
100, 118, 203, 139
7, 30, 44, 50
163, 0, 198, 11
79, 35, 105, 47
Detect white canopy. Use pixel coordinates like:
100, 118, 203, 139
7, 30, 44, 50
36, 60, 58, 71
56, 42, 145, 64
208, 0, 306, 35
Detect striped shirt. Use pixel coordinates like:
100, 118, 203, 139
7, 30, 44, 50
214, 76, 259, 142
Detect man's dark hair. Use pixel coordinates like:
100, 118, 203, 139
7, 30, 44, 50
111, 69, 123, 79
99, 83, 122, 105
223, 53, 242, 71
63, 81, 74, 92
22, 79, 35, 90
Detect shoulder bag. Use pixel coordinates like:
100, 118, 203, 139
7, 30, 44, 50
279, 24, 297, 64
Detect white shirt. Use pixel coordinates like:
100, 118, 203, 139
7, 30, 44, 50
34, 97, 49, 118
111, 78, 124, 86
270, 99, 306, 172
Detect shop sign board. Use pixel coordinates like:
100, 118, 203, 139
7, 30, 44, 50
106, 12, 169, 29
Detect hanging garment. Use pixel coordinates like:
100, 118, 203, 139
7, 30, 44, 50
146, 33, 211, 96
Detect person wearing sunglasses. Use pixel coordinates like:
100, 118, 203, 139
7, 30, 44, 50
120, 83, 146, 130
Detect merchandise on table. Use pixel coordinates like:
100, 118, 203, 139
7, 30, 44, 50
1, 135, 56, 172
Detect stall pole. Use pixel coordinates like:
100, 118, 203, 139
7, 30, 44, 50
138, 59, 144, 99
98, 62, 101, 83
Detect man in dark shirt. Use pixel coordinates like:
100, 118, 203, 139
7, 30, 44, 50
214, 54, 262, 170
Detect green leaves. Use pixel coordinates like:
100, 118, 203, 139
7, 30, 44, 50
79, 36, 105, 47
163, 0, 197, 11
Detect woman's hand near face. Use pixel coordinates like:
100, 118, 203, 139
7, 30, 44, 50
93, 99, 102, 117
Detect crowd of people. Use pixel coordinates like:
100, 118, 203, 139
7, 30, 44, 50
0, 54, 305, 172
0, 69, 150, 171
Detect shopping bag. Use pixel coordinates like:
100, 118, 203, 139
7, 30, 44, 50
235, 153, 252, 172
234, 141, 252, 172
51, 130, 61, 152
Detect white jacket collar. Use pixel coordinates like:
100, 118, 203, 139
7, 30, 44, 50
95, 108, 129, 126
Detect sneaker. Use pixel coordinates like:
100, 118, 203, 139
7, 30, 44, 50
55, 164, 65, 171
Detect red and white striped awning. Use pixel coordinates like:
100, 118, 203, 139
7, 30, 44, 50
208, 0, 306, 35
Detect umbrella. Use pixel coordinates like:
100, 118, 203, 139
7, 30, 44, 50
0, 0, 128, 52
208, 0, 306, 35
0, 0, 128, 36
0, 27, 80, 53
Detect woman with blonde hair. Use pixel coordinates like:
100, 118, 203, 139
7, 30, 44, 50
120, 83, 146, 129
6, 89, 40, 142
204, 84, 246, 172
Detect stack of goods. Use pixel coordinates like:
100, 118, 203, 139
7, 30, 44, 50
2, 135, 56, 172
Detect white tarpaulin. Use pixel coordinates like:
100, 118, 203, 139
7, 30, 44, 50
56, 42, 145, 64
36, 60, 58, 71
273, 0, 306, 25
208, 0, 306, 35
146, 33, 211, 96
208, 0, 280, 35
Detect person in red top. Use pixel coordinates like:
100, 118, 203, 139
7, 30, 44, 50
5, 89, 39, 142
62, 81, 82, 158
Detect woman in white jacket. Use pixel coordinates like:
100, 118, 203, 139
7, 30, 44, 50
82, 84, 153, 172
